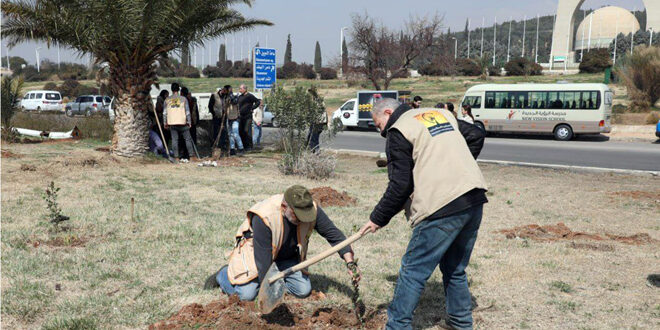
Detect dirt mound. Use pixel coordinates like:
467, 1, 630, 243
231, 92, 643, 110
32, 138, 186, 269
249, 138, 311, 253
150, 295, 385, 330
1, 149, 21, 158
30, 235, 89, 248
20, 164, 36, 171
309, 187, 357, 207
499, 223, 657, 245
215, 157, 256, 167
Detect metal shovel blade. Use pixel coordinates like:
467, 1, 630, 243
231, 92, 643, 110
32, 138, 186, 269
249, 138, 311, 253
257, 263, 286, 314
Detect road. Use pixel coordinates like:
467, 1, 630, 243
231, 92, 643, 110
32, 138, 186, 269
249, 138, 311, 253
263, 128, 659, 172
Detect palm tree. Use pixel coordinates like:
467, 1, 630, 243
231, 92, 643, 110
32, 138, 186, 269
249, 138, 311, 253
1, 0, 271, 157
1, 74, 24, 131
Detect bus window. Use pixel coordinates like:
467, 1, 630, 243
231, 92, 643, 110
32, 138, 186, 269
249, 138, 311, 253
463, 96, 481, 108
485, 92, 495, 108
530, 91, 545, 109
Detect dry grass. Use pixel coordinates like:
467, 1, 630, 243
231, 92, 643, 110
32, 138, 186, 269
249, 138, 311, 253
1, 142, 658, 329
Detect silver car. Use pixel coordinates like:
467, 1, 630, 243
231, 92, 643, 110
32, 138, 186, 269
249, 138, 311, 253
65, 95, 111, 117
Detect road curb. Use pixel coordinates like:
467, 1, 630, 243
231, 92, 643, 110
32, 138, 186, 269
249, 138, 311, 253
330, 149, 659, 176
478, 159, 659, 176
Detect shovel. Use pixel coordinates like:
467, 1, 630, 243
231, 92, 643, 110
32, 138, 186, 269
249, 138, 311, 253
257, 231, 369, 314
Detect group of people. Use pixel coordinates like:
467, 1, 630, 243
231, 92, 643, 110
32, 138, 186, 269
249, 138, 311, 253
148, 83, 263, 161
207, 84, 262, 156
204, 97, 488, 330
410, 95, 476, 125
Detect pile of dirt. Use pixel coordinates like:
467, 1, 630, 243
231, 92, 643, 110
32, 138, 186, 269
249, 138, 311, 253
149, 295, 385, 330
30, 235, 89, 248
499, 223, 657, 245
20, 164, 36, 171
309, 187, 357, 207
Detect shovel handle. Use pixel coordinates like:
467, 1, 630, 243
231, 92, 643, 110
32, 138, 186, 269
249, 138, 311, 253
268, 231, 368, 284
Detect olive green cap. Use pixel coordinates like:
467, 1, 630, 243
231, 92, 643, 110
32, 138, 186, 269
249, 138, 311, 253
284, 185, 317, 223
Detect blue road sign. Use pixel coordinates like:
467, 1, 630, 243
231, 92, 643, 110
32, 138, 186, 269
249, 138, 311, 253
253, 48, 276, 90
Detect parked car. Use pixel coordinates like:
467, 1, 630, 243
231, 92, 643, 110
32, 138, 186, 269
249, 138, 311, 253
20, 90, 63, 112
65, 95, 112, 117
262, 105, 277, 127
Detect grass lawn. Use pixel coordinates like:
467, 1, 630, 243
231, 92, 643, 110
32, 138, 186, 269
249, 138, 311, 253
1, 140, 658, 329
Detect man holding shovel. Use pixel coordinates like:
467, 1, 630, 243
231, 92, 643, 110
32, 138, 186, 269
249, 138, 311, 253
204, 185, 360, 302
360, 98, 488, 330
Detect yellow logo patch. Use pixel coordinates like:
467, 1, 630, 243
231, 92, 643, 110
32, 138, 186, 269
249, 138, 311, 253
413, 111, 454, 136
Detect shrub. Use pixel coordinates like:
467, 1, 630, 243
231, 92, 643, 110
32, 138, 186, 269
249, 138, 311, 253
456, 58, 481, 76
56, 79, 81, 98
267, 85, 332, 177
504, 57, 543, 76
299, 63, 317, 79
579, 49, 611, 73
487, 65, 501, 77
278, 61, 299, 79
43, 82, 57, 90
318, 67, 337, 80
645, 111, 660, 124
294, 151, 337, 180
615, 46, 660, 111
419, 56, 457, 76
1, 75, 24, 130
202, 65, 223, 78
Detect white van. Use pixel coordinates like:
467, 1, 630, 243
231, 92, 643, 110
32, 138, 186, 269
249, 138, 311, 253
20, 90, 63, 112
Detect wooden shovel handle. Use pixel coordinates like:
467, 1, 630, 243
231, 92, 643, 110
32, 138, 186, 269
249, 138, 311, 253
268, 231, 368, 284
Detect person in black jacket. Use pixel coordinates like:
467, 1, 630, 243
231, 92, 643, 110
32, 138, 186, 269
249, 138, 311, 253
237, 84, 261, 151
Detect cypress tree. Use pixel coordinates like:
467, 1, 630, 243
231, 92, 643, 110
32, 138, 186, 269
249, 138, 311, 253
342, 38, 348, 74
284, 34, 292, 64
314, 41, 322, 72
219, 43, 226, 63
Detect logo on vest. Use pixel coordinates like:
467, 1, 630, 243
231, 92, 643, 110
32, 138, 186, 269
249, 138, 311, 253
169, 98, 182, 108
414, 111, 454, 136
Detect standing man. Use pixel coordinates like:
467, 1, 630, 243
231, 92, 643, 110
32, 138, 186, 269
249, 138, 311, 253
209, 86, 229, 152
204, 185, 360, 301
163, 83, 195, 161
411, 95, 423, 108
360, 98, 488, 330
225, 85, 243, 155
252, 103, 264, 148
237, 84, 261, 151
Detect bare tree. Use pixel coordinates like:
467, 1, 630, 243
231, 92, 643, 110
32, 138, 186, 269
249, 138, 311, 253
349, 13, 443, 90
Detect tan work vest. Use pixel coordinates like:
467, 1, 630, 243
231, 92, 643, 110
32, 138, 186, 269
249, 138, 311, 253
390, 108, 488, 227
226, 194, 316, 285
166, 96, 187, 125
211, 92, 224, 117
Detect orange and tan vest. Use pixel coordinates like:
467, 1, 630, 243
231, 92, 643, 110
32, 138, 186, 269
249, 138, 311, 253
166, 96, 187, 125
390, 108, 488, 227
226, 194, 316, 285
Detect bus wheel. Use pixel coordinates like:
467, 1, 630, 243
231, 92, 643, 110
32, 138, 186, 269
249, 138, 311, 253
554, 124, 573, 141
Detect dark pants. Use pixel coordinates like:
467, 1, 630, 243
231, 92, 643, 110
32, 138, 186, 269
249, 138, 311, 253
212, 117, 228, 150
386, 204, 483, 330
307, 123, 324, 153
171, 126, 194, 159
239, 116, 253, 150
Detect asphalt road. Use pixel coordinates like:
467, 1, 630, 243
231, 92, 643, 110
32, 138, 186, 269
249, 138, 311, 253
263, 128, 660, 172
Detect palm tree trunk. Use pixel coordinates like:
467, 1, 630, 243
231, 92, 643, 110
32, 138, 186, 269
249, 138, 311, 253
109, 65, 155, 157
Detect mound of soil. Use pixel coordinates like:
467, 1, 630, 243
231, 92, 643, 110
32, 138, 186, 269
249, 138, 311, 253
149, 295, 385, 330
30, 235, 89, 248
20, 164, 36, 171
309, 187, 357, 207
216, 157, 256, 167
499, 223, 657, 245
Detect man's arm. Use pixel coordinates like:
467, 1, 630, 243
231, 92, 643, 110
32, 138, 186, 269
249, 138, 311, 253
251, 215, 273, 284
184, 97, 191, 126
251, 94, 261, 111
369, 129, 414, 227
314, 206, 354, 260
457, 120, 485, 159
208, 96, 215, 117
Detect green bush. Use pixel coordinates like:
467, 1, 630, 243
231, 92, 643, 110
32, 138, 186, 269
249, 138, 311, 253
318, 67, 337, 80
278, 62, 299, 79
579, 49, 611, 73
504, 57, 543, 76
456, 58, 481, 76
615, 46, 660, 110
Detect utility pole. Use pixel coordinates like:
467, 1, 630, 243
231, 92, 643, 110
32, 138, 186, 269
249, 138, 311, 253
451, 37, 457, 60
522, 15, 526, 57
467, 19, 471, 58
35, 47, 41, 72
480, 17, 484, 58
580, 10, 585, 61
493, 16, 497, 66
507, 17, 512, 62
535, 14, 540, 63
587, 11, 593, 51
613, 21, 618, 65
650, 28, 654, 46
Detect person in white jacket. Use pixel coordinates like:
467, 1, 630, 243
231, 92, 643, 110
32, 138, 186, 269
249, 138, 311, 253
252, 103, 264, 147
461, 104, 475, 124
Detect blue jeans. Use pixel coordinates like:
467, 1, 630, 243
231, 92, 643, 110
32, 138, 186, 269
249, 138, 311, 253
387, 204, 483, 330
252, 123, 262, 146
229, 119, 243, 150
216, 258, 312, 301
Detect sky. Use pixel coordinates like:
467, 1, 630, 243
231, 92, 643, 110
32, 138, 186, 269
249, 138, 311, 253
1, 0, 646, 67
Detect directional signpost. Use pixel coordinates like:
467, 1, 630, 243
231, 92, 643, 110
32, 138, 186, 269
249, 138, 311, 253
253, 47, 276, 91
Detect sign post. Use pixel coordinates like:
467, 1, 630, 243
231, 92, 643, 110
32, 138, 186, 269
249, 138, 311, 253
253, 47, 276, 92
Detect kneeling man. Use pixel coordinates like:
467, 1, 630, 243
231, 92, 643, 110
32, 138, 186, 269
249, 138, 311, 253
204, 185, 359, 301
